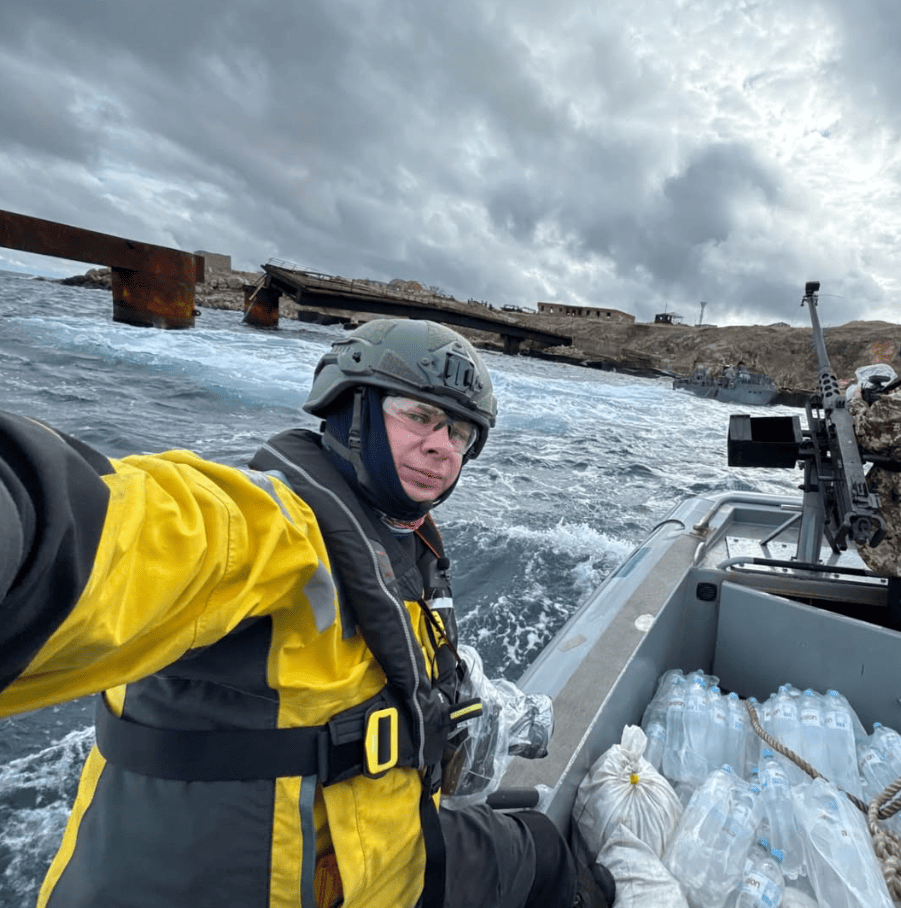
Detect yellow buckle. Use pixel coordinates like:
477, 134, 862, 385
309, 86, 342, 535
364, 706, 399, 777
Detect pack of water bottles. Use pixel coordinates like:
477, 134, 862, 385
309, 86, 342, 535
635, 668, 901, 907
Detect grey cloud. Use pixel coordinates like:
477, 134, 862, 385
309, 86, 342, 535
0, 0, 234, 76
603, 144, 785, 290
0, 0, 897, 325
825, 0, 901, 125
0, 55, 96, 163
486, 182, 547, 242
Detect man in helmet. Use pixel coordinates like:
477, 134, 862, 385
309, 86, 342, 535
0, 318, 613, 908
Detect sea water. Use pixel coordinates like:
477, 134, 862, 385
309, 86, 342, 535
0, 273, 801, 906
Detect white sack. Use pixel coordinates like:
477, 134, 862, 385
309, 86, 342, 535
597, 822, 689, 908
573, 725, 683, 859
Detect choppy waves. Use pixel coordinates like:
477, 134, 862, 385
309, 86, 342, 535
0, 728, 94, 906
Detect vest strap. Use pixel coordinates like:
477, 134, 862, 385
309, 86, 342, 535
94, 688, 481, 784
95, 688, 399, 783
419, 785, 446, 908
95, 695, 322, 781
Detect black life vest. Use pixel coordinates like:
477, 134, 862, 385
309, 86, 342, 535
93, 431, 478, 907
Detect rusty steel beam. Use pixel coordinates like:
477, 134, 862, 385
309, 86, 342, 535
0, 209, 205, 329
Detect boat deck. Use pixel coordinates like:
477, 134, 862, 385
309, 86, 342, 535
501, 492, 899, 833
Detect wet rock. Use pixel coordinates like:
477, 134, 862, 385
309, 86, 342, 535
57, 267, 112, 289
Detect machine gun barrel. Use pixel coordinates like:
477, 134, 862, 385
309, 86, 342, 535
727, 281, 885, 563
803, 281, 842, 411
800, 281, 885, 550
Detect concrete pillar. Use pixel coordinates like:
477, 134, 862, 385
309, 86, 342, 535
243, 283, 281, 329
111, 257, 198, 329
503, 334, 522, 355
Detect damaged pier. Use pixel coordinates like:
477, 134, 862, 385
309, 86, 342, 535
244, 261, 572, 355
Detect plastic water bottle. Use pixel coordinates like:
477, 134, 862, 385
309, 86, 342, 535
642, 668, 691, 771
682, 674, 711, 786
829, 688, 866, 741
688, 667, 719, 688
857, 736, 893, 798
662, 673, 688, 781
791, 777, 894, 907
726, 692, 750, 777
707, 686, 730, 773
665, 767, 763, 908
871, 722, 901, 777
770, 686, 798, 741
664, 765, 738, 898
757, 749, 805, 880
856, 737, 901, 838
796, 690, 826, 777
646, 668, 684, 713
820, 690, 862, 798
758, 692, 778, 737
729, 838, 785, 908
769, 686, 803, 785
641, 691, 668, 772
709, 781, 764, 907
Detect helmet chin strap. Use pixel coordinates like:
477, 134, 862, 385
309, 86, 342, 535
345, 387, 389, 509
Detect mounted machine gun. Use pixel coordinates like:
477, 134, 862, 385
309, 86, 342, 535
727, 281, 889, 566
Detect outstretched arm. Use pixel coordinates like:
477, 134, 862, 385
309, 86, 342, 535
0, 411, 334, 715
0, 411, 114, 693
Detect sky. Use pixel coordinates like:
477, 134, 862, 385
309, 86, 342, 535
1, 0, 900, 327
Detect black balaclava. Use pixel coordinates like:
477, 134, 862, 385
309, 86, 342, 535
321, 387, 461, 522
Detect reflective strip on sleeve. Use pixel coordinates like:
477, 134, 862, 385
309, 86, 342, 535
304, 559, 337, 633
238, 469, 293, 520
241, 469, 337, 632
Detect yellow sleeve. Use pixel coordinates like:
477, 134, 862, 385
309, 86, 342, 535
0, 449, 334, 715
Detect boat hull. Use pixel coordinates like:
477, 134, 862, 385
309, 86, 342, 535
672, 379, 779, 406
504, 491, 899, 833
673, 364, 780, 407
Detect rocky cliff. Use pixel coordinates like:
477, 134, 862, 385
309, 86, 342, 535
523, 314, 901, 393
58, 266, 901, 393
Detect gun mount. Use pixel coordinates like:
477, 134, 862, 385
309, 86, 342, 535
726, 281, 887, 566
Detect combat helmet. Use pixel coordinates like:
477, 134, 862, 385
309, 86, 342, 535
304, 318, 497, 459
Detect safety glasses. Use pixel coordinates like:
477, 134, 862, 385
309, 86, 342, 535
382, 395, 478, 454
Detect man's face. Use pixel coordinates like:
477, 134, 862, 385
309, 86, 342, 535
382, 396, 475, 502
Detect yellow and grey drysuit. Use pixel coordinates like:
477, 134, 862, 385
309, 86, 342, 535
0, 412, 482, 908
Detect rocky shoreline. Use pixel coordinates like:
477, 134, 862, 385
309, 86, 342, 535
53, 266, 901, 397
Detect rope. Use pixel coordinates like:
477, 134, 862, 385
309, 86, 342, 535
869, 782, 901, 904
745, 700, 901, 898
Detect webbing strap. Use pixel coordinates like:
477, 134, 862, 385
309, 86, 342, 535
419, 785, 447, 908
95, 687, 479, 785
299, 775, 318, 908
94, 697, 324, 781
